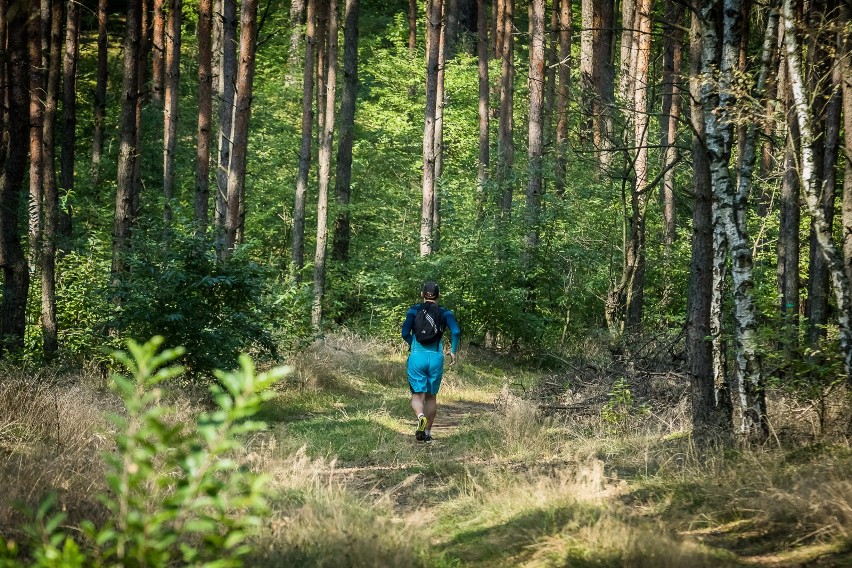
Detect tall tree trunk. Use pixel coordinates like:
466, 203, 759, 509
554, 0, 570, 196
580, 0, 615, 174
292, 0, 317, 275
132, 0, 149, 211
783, 0, 852, 378
316, 0, 328, 138
779, 82, 801, 358
842, 4, 852, 286
0, 7, 30, 354
0, 0, 6, 170
28, 0, 44, 271
41, 0, 62, 355
409, 0, 417, 52
196, 0, 214, 233
153, 0, 165, 101
805, 0, 840, 347
59, 0, 79, 242
223, 0, 259, 255
215, 0, 237, 232
623, 0, 651, 329
660, 0, 684, 256
476, 0, 490, 215
313, 0, 338, 330
523, 0, 545, 271
421, 0, 442, 255
91, 0, 108, 184
112, 0, 142, 278
701, 0, 766, 441
288, 0, 306, 83
688, 4, 729, 438
332, 0, 359, 262
163, 0, 183, 224
433, 0, 446, 252
496, 0, 514, 214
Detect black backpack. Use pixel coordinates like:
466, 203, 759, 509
413, 302, 445, 344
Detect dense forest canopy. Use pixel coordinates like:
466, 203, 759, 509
1, 0, 851, 442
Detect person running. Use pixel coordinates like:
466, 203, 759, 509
401, 281, 461, 443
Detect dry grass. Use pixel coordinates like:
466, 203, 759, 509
0, 367, 119, 532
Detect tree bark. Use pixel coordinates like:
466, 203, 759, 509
433, 0, 446, 252
660, 0, 684, 255
196, 0, 214, 233
0, 0, 6, 171
292, 0, 317, 275
41, 0, 62, 355
523, 0, 545, 270
554, 0, 571, 196
215, 0, 237, 232
153, 0, 165, 101
421, 0, 442, 255
700, 0, 766, 441
91, 0, 108, 184
0, 7, 30, 354
223, 0, 259, 256
316, 0, 328, 139
409, 0, 417, 52
688, 5, 730, 439
783, 0, 852, 378
288, 0, 306, 83
112, 0, 142, 278
163, 0, 183, 224
496, 0, 514, 215
476, 0, 489, 216
580, 0, 615, 174
843, 4, 852, 286
332, 0, 360, 262
28, 0, 45, 271
313, 0, 339, 330
59, 0, 79, 242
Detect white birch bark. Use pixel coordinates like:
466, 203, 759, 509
783, 0, 852, 377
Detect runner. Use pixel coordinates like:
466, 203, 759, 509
401, 281, 461, 443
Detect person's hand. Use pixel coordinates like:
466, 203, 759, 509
449, 352, 457, 366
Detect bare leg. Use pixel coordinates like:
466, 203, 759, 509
411, 392, 426, 418
424, 394, 437, 429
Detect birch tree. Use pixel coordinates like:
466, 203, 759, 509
783, 0, 852, 378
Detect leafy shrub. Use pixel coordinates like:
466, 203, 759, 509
0, 336, 290, 567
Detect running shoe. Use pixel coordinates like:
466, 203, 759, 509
415, 415, 427, 441
423, 434, 433, 444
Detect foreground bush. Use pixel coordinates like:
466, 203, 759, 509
0, 337, 290, 567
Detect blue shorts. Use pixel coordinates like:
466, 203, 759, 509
407, 351, 444, 395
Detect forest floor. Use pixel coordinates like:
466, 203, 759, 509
2, 332, 852, 567
245, 332, 852, 567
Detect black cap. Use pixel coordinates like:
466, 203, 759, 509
421, 281, 440, 299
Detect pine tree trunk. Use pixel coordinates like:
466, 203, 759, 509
28, 0, 44, 271
112, 0, 142, 278
701, 0, 766, 441
292, 0, 316, 275
59, 0, 79, 242
196, 0, 213, 233
421, 0, 442, 255
313, 0, 338, 330
554, 0, 570, 196
523, 0, 545, 270
41, 0, 62, 355
132, 0, 149, 211
223, 0, 259, 255
779, 92, 801, 353
660, 0, 684, 255
476, 0, 489, 215
0, 0, 6, 168
91, 0, 108, 184
163, 0, 183, 224
332, 0, 359, 262
496, 0, 514, 214
783, 0, 852, 378
0, 8, 30, 354
287, 0, 306, 83
433, 0, 446, 252
153, 0, 165, 101
316, 0, 328, 137
688, 5, 730, 438
215, 0, 237, 232
409, 0, 417, 52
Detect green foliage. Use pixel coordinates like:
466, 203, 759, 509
601, 378, 650, 430
3, 337, 290, 567
111, 230, 287, 374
